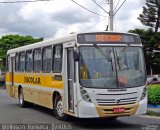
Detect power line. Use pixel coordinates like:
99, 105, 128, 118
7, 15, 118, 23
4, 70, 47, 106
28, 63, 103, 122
70, 0, 108, 17
0, 0, 50, 3
84, 18, 107, 31
114, 0, 127, 15
114, 0, 120, 11
57, 0, 108, 34
91, 0, 109, 14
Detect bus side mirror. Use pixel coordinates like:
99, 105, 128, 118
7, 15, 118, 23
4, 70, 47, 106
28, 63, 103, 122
73, 49, 80, 61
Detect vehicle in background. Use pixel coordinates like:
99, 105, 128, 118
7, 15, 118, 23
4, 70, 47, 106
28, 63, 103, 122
0, 69, 5, 86
147, 77, 160, 85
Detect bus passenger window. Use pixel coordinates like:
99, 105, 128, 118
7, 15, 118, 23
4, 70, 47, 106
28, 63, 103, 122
42, 46, 52, 73
19, 52, 25, 72
15, 53, 19, 72
33, 49, 41, 72
26, 50, 33, 72
53, 45, 63, 73
6, 55, 10, 72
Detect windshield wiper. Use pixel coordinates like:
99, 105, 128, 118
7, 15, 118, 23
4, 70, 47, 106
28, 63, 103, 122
116, 44, 130, 70
94, 44, 112, 61
117, 43, 130, 60
93, 44, 113, 70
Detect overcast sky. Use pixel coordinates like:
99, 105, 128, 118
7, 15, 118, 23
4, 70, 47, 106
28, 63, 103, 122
0, 0, 147, 38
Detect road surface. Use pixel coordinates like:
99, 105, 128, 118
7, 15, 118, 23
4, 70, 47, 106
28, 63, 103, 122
0, 88, 160, 130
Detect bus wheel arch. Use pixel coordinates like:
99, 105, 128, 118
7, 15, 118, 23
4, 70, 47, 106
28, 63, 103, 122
52, 91, 67, 120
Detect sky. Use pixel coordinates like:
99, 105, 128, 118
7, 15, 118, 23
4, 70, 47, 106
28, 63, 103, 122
0, 0, 147, 38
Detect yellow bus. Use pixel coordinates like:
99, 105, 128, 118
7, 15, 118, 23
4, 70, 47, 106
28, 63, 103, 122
6, 32, 147, 120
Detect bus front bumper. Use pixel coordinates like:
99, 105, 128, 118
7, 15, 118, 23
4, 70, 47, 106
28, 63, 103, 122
78, 100, 99, 118
135, 96, 147, 115
78, 97, 147, 118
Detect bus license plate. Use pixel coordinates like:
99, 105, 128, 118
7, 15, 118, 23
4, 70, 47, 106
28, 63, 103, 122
113, 108, 125, 113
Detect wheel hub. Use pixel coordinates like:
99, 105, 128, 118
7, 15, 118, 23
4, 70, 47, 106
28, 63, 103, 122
56, 100, 64, 117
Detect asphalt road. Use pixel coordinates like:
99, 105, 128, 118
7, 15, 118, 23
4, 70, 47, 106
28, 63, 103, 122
0, 88, 160, 130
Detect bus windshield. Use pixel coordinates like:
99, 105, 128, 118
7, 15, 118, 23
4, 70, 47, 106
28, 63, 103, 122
79, 46, 146, 88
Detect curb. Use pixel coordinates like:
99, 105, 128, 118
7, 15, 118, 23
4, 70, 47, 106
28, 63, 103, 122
137, 115, 160, 119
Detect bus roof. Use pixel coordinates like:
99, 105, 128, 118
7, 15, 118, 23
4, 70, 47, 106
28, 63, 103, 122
7, 33, 77, 55
7, 31, 139, 55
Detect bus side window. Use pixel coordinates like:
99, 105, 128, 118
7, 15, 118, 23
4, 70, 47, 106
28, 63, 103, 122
26, 50, 33, 72
42, 46, 52, 73
33, 48, 41, 72
15, 53, 19, 72
6, 55, 10, 72
19, 52, 25, 72
53, 44, 63, 73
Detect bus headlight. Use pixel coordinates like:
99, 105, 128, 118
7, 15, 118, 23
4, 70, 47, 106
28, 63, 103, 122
80, 87, 92, 103
141, 87, 147, 100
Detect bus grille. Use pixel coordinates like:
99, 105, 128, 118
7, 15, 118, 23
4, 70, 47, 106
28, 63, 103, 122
95, 92, 138, 106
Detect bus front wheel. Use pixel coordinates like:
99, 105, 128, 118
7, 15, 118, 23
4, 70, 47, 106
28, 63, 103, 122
54, 96, 67, 120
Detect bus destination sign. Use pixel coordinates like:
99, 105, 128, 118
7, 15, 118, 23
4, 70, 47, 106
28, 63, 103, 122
77, 33, 141, 44
96, 34, 122, 42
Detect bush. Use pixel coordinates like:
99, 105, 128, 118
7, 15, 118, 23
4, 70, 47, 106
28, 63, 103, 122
147, 84, 160, 105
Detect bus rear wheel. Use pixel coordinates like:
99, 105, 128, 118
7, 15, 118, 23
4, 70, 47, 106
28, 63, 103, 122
19, 88, 28, 108
54, 96, 67, 120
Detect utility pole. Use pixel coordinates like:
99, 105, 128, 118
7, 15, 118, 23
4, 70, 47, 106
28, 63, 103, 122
109, 0, 114, 31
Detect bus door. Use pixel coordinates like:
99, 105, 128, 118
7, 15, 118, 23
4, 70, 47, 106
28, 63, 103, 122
67, 48, 75, 112
64, 41, 78, 115
9, 56, 15, 97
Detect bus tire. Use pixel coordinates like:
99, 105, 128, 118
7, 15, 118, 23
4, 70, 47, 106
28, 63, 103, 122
19, 88, 28, 108
54, 96, 67, 120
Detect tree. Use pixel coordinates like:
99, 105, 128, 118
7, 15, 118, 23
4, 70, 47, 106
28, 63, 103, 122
129, 28, 160, 75
0, 35, 43, 70
138, 0, 160, 33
